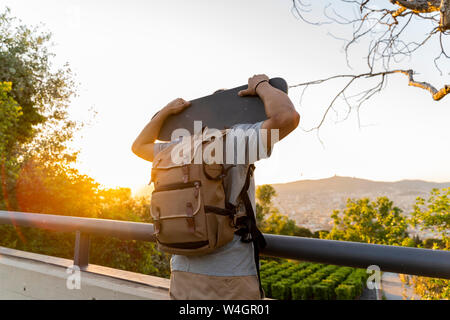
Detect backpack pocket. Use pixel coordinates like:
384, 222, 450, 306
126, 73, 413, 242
150, 181, 209, 250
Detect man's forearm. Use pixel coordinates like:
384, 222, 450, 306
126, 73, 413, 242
256, 81, 299, 140
256, 81, 296, 118
132, 98, 191, 162
131, 110, 170, 162
132, 109, 170, 148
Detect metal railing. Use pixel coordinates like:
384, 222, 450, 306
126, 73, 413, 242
0, 210, 449, 279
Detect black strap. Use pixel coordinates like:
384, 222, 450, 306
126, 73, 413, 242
204, 205, 235, 216
235, 164, 266, 299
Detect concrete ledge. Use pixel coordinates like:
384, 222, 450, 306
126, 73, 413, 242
0, 246, 170, 300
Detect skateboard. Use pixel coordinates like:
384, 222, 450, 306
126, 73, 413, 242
158, 77, 288, 141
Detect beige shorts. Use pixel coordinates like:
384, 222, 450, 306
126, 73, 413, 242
169, 270, 263, 300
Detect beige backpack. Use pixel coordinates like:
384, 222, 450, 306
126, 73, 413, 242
149, 129, 240, 256
149, 128, 267, 297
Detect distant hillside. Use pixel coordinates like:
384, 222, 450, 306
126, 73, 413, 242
269, 176, 450, 235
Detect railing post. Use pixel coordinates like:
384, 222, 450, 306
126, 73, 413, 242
74, 231, 90, 268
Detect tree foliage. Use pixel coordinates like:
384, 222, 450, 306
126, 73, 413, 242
256, 184, 313, 237
326, 197, 408, 245
325, 190, 449, 299
412, 187, 449, 249
0, 81, 22, 155
0, 81, 22, 210
256, 184, 277, 208
0, 8, 76, 148
0, 8, 170, 278
0, 7, 81, 211
0, 155, 170, 277
403, 187, 450, 300
255, 184, 276, 227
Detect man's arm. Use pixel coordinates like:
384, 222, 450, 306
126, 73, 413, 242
238, 74, 300, 153
131, 98, 191, 162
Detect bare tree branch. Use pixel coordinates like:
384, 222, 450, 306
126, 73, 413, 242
390, 0, 450, 30
292, 0, 449, 71
441, 0, 450, 30
397, 69, 450, 100
289, 1, 449, 138
390, 0, 441, 13
290, 70, 449, 131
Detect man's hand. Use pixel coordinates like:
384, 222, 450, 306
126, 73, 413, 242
162, 98, 191, 115
237, 74, 299, 154
238, 74, 270, 97
132, 98, 191, 162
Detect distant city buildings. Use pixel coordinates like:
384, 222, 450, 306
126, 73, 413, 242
270, 176, 449, 238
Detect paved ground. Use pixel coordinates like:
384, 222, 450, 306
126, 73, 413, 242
381, 272, 420, 300
359, 286, 378, 300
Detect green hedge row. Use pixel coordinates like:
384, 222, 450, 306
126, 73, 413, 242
261, 261, 322, 298
334, 268, 369, 299
293, 266, 354, 300
260, 260, 368, 300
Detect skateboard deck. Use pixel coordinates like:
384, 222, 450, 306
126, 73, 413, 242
158, 77, 288, 141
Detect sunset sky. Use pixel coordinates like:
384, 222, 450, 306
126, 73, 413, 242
3, 0, 450, 194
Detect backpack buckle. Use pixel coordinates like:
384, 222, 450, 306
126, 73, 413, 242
248, 164, 255, 177
194, 182, 200, 198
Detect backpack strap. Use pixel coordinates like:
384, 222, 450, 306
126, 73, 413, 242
234, 164, 267, 299
204, 205, 235, 216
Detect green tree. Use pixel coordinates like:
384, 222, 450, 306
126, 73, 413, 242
0, 81, 23, 210
0, 8, 79, 210
256, 184, 277, 208
313, 230, 330, 239
411, 188, 449, 249
256, 184, 277, 227
0, 8, 75, 147
263, 209, 290, 235
0, 155, 171, 277
0, 9, 171, 279
403, 188, 450, 300
256, 184, 313, 237
326, 197, 408, 245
